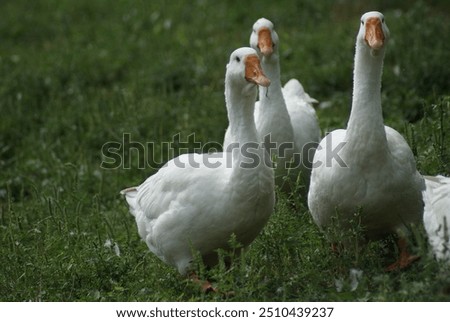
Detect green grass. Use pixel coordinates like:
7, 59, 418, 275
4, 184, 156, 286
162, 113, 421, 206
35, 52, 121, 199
1, 0, 449, 301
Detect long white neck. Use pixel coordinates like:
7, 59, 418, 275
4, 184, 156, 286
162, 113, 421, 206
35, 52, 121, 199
346, 41, 388, 152
259, 54, 284, 101
256, 53, 293, 145
258, 53, 288, 111
225, 75, 274, 200
225, 80, 261, 164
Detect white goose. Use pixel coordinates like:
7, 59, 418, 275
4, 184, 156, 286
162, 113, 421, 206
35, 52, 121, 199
283, 78, 319, 106
224, 18, 320, 191
282, 78, 321, 170
423, 175, 450, 262
308, 12, 425, 270
121, 47, 275, 290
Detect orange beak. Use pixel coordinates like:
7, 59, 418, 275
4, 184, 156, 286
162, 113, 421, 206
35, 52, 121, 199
257, 27, 273, 56
364, 17, 385, 50
245, 54, 271, 87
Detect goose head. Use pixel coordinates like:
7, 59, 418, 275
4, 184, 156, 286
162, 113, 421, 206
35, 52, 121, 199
226, 47, 270, 95
358, 11, 390, 56
250, 18, 279, 58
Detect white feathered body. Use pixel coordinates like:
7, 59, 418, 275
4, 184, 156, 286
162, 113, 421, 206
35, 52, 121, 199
124, 152, 274, 275
423, 175, 450, 261
283, 78, 321, 170
309, 126, 424, 240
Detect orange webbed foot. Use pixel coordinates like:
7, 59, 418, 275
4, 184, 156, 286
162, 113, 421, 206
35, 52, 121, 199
385, 237, 420, 272
189, 272, 217, 293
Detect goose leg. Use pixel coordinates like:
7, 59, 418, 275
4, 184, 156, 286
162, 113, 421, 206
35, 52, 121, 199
331, 242, 341, 254
385, 237, 420, 271
189, 272, 216, 293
